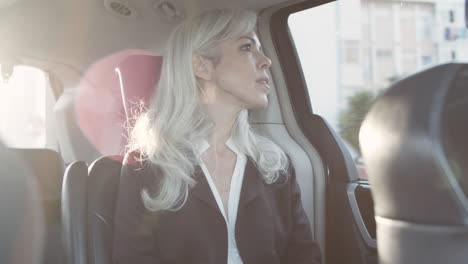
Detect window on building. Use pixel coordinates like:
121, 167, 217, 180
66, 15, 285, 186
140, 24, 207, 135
419, 8, 434, 41
376, 50, 393, 57
344, 40, 360, 64
449, 10, 455, 23
452, 51, 457, 60
0, 65, 58, 150
402, 50, 417, 75
422, 56, 433, 66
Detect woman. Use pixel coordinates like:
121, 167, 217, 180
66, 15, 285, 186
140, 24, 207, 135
113, 8, 322, 264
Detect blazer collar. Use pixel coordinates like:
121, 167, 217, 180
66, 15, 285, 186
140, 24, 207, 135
190, 158, 263, 212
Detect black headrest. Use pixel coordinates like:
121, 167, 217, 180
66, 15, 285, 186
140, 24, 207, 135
361, 63, 468, 225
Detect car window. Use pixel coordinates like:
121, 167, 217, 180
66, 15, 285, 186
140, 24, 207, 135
0, 65, 58, 150
288, 0, 467, 178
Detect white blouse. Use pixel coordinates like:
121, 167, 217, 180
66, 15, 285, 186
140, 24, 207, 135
196, 139, 246, 264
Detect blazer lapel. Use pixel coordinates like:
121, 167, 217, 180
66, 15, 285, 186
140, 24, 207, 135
190, 159, 264, 212
238, 158, 264, 210
190, 165, 219, 211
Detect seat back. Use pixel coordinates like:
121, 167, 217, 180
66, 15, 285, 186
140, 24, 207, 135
65, 52, 159, 263
62, 161, 88, 264
360, 63, 468, 264
12, 148, 66, 264
87, 156, 123, 264
62, 156, 123, 264
0, 142, 45, 264
11, 148, 63, 201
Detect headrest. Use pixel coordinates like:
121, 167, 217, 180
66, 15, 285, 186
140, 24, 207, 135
360, 63, 468, 225
75, 50, 163, 156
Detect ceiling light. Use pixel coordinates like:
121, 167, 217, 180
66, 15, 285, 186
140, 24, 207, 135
104, 0, 137, 18
153, 0, 184, 22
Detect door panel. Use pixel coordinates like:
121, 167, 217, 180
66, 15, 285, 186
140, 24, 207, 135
309, 115, 377, 264
270, 1, 378, 263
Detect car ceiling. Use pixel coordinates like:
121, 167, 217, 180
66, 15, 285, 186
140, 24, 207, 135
0, 0, 305, 87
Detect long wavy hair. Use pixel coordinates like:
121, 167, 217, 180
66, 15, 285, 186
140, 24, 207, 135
127, 9, 288, 212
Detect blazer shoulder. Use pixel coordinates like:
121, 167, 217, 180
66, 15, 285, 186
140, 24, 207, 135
266, 155, 295, 189
121, 151, 160, 191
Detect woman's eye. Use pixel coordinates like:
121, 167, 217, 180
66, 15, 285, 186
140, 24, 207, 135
241, 43, 252, 51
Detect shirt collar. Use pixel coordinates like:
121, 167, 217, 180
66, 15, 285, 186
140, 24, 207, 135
196, 138, 242, 156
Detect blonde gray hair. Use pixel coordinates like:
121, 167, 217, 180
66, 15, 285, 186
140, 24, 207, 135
127, 9, 288, 212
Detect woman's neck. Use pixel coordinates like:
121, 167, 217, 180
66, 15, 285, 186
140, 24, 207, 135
203, 102, 240, 149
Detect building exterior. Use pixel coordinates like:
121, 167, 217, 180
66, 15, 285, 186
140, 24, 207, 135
289, 0, 466, 130
435, 0, 468, 63
337, 0, 467, 112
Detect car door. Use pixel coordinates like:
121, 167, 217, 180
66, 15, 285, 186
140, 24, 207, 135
270, 0, 378, 263
268, 0, 467, 263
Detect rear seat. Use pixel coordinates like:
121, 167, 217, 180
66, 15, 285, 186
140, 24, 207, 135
0, 143, 45, 264
12, 148, 63, 200
62, 155, 123, 264
62, 52, 161, 264
11, 148, 66, 264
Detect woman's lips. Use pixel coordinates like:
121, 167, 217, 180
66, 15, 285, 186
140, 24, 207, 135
256, 77, 270, 84
256, 78, 271, 92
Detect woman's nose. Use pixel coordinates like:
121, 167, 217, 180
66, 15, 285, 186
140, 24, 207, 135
259, 53, 272, 70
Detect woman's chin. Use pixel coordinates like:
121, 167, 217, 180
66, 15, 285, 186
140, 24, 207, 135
248, 97, 269, 110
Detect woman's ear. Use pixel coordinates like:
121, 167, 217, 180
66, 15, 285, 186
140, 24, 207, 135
193, 55, 213, 81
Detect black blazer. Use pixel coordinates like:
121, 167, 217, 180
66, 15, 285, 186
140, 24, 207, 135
113, 154, 322, 264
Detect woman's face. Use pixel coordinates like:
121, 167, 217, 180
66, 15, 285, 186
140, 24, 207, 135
207, 31, 272, 110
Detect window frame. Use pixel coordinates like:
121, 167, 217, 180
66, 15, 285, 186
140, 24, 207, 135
270, 0, 336, 125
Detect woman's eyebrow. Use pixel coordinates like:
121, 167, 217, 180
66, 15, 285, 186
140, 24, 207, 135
239, 36, 257, 44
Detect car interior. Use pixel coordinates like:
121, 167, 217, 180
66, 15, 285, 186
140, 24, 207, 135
0, 0, 467, 263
